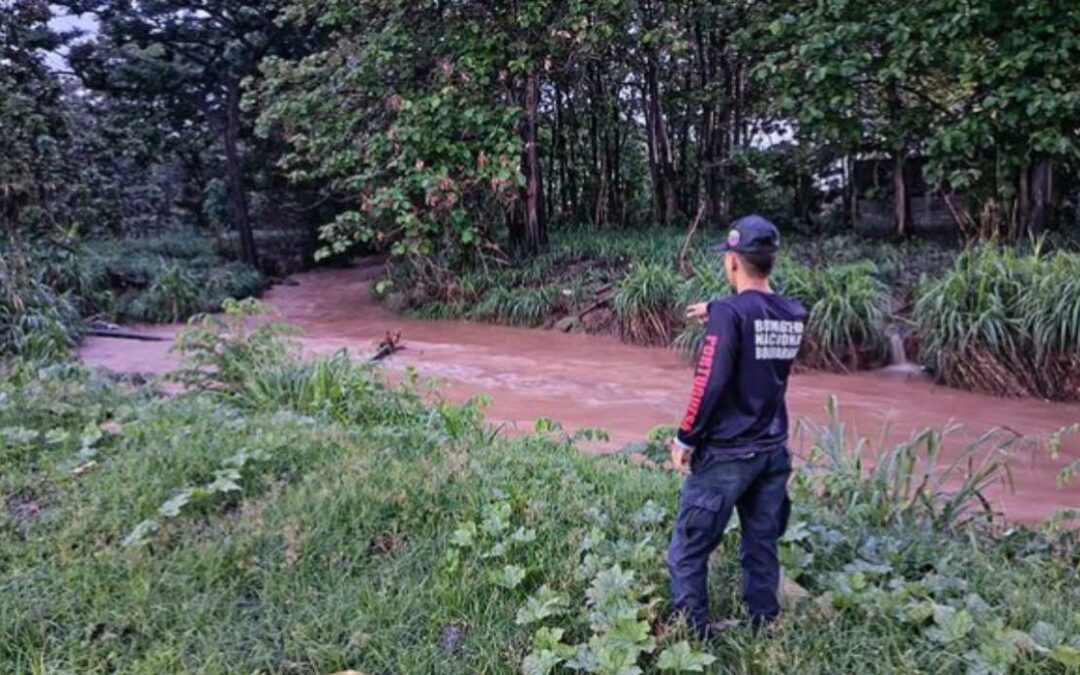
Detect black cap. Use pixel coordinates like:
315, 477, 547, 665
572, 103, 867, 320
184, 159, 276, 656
713, 214, 780, 255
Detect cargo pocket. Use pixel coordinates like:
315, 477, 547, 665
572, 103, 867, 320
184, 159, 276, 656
682, 483, 725, 513
677, 484, 725, 537
670, 483, 728, 565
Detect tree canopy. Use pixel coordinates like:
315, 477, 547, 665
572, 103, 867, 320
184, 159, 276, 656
3, 0, 1079, 267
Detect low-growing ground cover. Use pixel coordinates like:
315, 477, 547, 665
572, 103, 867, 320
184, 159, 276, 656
3, 305, 1079, 673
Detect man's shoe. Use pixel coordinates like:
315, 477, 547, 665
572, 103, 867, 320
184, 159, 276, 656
698, 618, 741, 639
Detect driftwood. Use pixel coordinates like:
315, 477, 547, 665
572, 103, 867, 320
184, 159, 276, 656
370, 331, 404, 361
577, 284, 614, 318
84, 329, 169, 342
677, 202, 707, 277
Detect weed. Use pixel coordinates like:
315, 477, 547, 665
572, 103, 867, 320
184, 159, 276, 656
6, 281, 1079, 673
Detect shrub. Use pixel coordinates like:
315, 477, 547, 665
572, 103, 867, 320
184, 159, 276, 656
914, 245, 1080, 399
120, 264, 206, 323
170, 297, 301, 392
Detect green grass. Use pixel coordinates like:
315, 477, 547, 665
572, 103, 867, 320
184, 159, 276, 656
914, 244, 1080, 399
781, 261, 892, 371
3, 315, 1080, 673
614, 263, 680, 345
3, 233, 266, 329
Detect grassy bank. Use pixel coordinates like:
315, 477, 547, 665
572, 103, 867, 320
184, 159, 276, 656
383, 229, 1080, 399
3, 307, 1080, 673
1, 234, 264, 360
382, 229, 951, 371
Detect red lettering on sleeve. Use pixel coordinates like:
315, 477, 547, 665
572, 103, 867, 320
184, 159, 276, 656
679, 335, 718, 432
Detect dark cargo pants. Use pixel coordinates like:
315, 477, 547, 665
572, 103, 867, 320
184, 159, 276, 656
667, 446, 792, 635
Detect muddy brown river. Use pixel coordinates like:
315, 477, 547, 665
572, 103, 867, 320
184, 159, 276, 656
79, 262, 1080, 523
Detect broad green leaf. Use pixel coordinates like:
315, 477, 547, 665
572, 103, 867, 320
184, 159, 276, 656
516, 585, 568, 625
494, 564, 525, 589
158, 488, 194, 518
657, 641, 717, 672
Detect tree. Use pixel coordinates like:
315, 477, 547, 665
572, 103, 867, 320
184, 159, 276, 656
922, 0, 1080, 240
0, 0, 70, 234
65, 0, 302, 266
752, 0, 947, 236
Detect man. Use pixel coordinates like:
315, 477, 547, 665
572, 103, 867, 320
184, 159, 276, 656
667, 213, 808, 638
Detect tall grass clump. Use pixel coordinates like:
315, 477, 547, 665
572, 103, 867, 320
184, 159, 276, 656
614, 262, 679, 345
781, 260, 892, 370
0, 247, 83, 359
914, 245, 1080, 399
471, 286, 556, 326
672, 255, 730, 355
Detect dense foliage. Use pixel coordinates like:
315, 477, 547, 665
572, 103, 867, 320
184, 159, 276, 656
3, 317, 1080, 672
0, 247, 83, 360
5, 0, 1080, 272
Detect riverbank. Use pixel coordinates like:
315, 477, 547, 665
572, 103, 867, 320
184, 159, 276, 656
79, 262, 1080, 522
11, 341, 1080, 673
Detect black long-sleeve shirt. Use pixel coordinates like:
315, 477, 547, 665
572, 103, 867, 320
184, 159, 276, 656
676, 290, 808, 465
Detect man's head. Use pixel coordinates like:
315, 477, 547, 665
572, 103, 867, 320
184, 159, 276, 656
714, 214, 780, 289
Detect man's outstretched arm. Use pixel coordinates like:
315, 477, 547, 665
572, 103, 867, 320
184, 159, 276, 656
674, 302, 738, 455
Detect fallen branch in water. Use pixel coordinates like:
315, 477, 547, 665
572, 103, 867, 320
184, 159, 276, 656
84, 318, 169, 342
84, 329, 169, 342
370, 331, 404, 361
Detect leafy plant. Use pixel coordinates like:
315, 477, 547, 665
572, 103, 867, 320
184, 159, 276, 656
170, 298, 300, 392
799, 396, 1016, 529
0, 245, 83, 359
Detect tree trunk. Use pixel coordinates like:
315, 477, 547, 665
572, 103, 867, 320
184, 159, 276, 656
1027, 161, 1051, 238
224, 78, 258, 268
642, 77, 663, 224
522, 72, 545, 252
644, 53, 678, 225
891, 152, 912, 237
554, 81, 569, 217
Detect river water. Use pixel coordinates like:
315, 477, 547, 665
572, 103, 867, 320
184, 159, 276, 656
79, 262, 1080, 522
